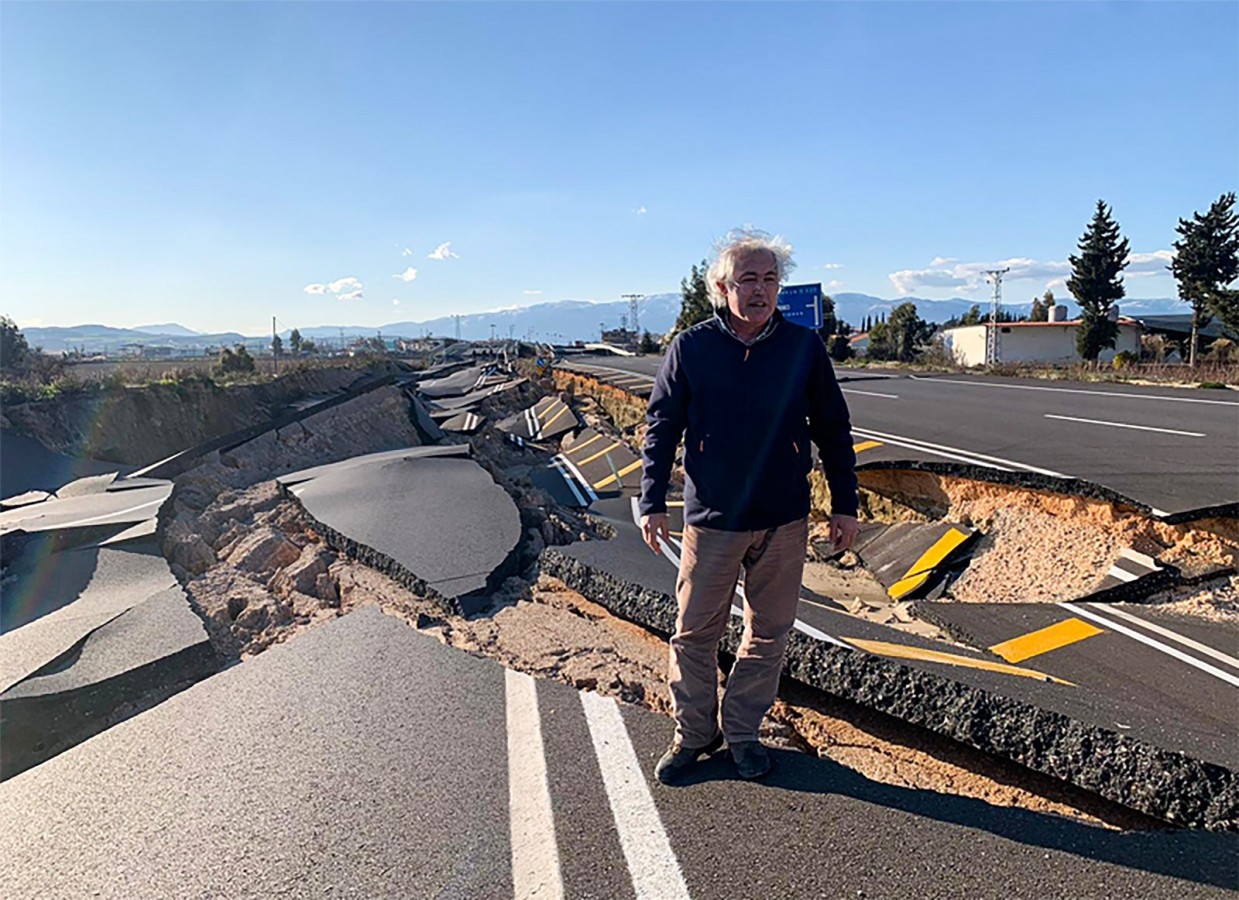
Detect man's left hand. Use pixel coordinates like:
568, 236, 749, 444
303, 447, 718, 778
829, 514, 859, 552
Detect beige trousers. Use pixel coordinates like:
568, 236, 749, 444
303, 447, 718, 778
668, 517, 808, 746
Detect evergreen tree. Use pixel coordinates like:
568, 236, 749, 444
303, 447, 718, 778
289, 328, 303, 355
888, 302, 933, 362
960, 304, 983, 327
1, 315, 30, 374
638, 330, 659, 354
271, 334, 283, 358
1067, 200, 1129, 360
1029, 297, 1045, 322
818, 293, 837, 345
1170, 192, 1239, 364
866, 321, 895, 361
671, 259, 712, 337
827, 334, 853, 362
1034, 289, 1055, 321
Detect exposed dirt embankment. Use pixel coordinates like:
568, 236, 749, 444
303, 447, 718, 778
1, 366, 396, 466
860, 469, 1238, 605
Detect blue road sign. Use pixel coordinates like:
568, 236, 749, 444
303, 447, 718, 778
777, 283, 822, 330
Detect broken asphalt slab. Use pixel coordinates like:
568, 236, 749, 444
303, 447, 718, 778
0, 584, 217, 779
0, 539, 219, 779
282, 448, 521, 615
496, 396, 580, 443
0, 606, 1233, 898
0, 430, 132, 499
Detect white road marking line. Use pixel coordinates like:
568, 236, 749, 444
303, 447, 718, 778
580, 691, 692, 900
1119, 547, 1160, 569
909, 376, 1239, 406
1086, 603, 1239, 670
1107, 566, 1140, 583
853, 426, 1073, 478
556, 453, 599, 503
1061, 602, 1239, 687
552, 458, 588, 507
841, 389, 899, 400
505, 669, 564, 900
1044, 414, 1206, 438
851, 428, 1009, 471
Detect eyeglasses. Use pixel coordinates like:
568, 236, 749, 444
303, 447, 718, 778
728, 275, 780, 293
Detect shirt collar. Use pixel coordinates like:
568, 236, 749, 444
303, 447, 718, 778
715, 308, 781, 346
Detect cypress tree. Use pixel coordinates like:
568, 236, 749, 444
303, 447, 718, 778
671, 259, 712, 337
1067, 200, 1129, 360
1170, 192, 1239, 365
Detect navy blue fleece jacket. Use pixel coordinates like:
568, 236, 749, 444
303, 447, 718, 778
638, 311, 858, 531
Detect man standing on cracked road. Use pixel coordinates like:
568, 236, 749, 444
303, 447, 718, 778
639, 228, 859, 784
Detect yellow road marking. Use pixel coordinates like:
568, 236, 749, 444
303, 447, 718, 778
853, 440, 883, 453
539, 404, 570, 433
844, 638, 1073, 685
988, 618, 1104, 663
887, 528, 971, 600
535, 398, 559, 422
564, 433, 605, 456
666, 501, 685, 508
577, 441, 622, 466
593, 459, 643, 489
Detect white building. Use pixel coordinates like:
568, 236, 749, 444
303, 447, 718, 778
941, 307, 1142, 367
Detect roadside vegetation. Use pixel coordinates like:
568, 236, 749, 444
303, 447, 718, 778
0, 317, 412, 408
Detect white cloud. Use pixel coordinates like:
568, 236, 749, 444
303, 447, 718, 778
337, 289, 364, 302
634, 206, 648, 215
820, 263, 843, 270
522, 289, 543, 295
888, 257, 1072, 295
327, 276, 362, 294
825, 279, 845, 291
1126, 249, 1175, 277
393, 267, 418, 282
930, 257, 958, 267
428, 241, 458, 260
304, 283, 327, 295
392, 298, 401, 306
401, 247, 413, 257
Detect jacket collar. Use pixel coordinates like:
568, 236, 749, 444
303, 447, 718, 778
714, 307, 782, 347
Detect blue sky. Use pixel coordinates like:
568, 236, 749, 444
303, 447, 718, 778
2, 1, 1236, 335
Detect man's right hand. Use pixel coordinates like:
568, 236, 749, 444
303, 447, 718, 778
640, 513, 669, 555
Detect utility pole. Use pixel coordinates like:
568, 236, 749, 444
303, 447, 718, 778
622, 293, 644, 336
490, 323, 497, 343
983, 268, 1010, 365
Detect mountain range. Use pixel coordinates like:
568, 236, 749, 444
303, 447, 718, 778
21, 292, 1189, 352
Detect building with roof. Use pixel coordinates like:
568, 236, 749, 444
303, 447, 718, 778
940, 307, 1141, 367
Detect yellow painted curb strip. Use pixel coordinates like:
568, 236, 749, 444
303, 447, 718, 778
888, 528, 971, 600
989, 618, 1104, 663
844, 637, 1074, 685
564, 433, 605, 456
593, 459, 643, 489
577, 441, 623, 466
853, 440, 883, 453
540, 404, 570, 433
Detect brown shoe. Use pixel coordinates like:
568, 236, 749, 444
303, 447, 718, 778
654, 732, 724, 784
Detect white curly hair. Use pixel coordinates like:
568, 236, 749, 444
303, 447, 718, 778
705, 227, 796, 309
